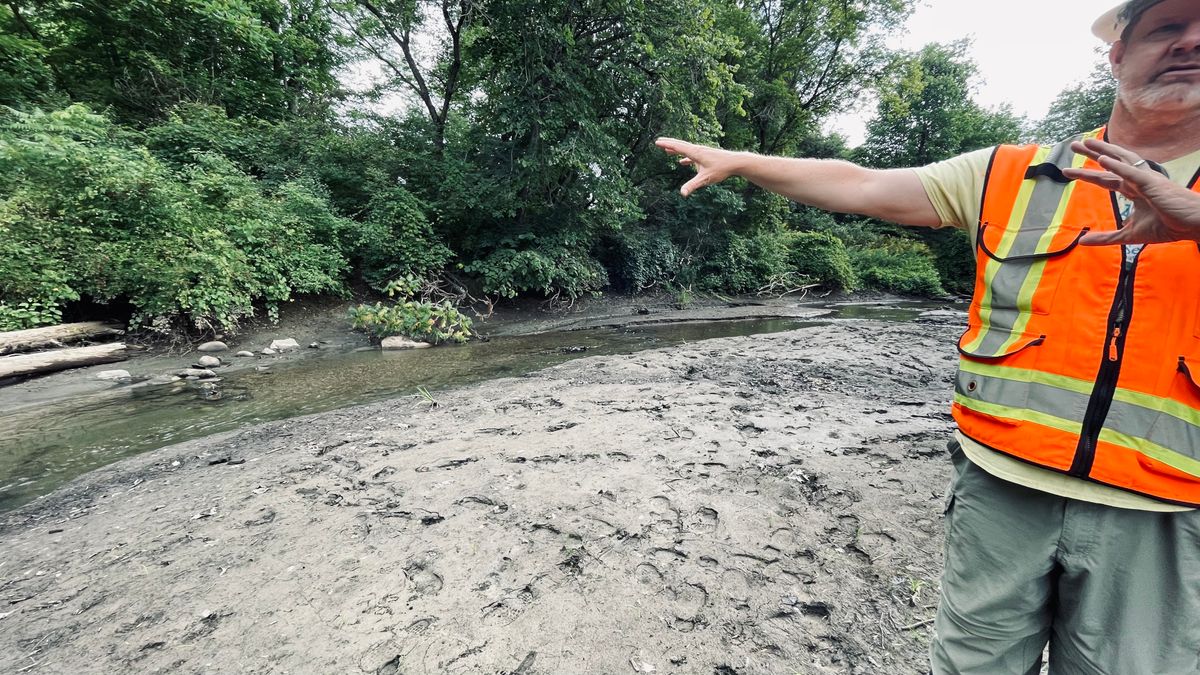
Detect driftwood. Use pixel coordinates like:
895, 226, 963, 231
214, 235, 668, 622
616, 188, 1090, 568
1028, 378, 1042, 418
0, 343, 127, 380
0, 322, 125, 356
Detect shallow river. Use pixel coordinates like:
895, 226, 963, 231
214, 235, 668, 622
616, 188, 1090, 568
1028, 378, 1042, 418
0, 302, 950, 512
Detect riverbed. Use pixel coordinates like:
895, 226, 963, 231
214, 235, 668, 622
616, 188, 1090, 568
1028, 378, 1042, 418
0, 307, 964, 674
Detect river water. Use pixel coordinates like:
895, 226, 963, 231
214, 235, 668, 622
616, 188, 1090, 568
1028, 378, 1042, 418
0, 302, 949, 512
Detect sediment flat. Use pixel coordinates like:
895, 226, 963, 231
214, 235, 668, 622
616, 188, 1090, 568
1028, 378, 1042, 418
0, 319, 961, 674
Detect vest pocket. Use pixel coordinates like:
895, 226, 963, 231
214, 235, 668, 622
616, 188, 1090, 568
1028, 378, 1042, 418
973, 221, 1084, 319
955, 328, 1044, 419
957, 326, 1045, 362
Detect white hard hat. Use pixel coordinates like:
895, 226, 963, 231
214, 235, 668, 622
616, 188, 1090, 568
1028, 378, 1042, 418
1092, 0, 1167, 43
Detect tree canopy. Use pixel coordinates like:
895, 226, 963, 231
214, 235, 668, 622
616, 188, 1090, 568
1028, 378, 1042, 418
2, 0, 1064, 332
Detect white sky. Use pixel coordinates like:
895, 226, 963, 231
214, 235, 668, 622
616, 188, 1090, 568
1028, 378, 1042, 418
827, 0, 1115, 146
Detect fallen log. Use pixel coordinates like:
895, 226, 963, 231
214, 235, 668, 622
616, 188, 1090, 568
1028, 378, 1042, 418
0, 343, 127, 380
0, 321, 125, 355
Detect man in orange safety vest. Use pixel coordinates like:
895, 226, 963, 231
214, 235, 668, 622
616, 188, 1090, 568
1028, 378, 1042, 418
659, 0, 1200, 671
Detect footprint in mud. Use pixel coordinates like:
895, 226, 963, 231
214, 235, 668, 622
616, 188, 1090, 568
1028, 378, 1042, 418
634, 562, 665, 588
481, 584, 537, 627
768, 527, 797, 552
720, 569, 754, 602
404, 617, 436, 635
685, 507, 720, 535
649, 496, 682, 536
665, 583, 709, 632
404, 558, 444, 598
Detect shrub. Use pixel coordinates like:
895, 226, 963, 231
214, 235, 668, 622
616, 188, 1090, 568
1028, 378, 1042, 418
599, 228, 690, 293
348, 276, 474, 344
0, 105, 351, 331
465, 242, 609, 300
355, 186, 453, 288
697, 230, 790, 294
782, 231, 857, 292
850, 237, 946, 297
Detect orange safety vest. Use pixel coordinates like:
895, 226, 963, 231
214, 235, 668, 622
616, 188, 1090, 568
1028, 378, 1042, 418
953, 127, 1200, 507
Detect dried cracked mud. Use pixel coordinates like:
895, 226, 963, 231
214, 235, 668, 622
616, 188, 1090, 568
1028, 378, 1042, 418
0, 318, 963, 674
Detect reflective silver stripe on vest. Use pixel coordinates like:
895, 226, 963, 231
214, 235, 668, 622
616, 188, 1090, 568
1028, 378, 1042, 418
956, 367, 1200, 464
966, 135, 1091, 357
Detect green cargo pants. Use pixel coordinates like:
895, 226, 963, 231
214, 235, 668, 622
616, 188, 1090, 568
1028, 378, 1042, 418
932, 440, 1200, 675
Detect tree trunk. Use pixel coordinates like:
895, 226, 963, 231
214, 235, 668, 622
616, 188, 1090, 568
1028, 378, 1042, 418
0, 322, 125, 356
0, 343, 128, 381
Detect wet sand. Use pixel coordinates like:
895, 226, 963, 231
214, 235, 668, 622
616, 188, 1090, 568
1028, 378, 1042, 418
0, 317, 962, 674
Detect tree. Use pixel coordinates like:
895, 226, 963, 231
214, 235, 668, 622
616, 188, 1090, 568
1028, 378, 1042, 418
720, 0, 913, 157
1033, 58, 1115, 143
856, 41, 1024, 169
333, 0, 475, 153
1, 0, 342, 121
852, 42, 1024, 296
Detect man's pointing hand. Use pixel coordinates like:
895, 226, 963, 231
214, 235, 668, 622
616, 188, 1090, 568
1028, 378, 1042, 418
655, 137, 742, 197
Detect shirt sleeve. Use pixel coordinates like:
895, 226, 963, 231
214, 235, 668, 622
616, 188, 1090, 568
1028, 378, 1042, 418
911, 147, 995, 231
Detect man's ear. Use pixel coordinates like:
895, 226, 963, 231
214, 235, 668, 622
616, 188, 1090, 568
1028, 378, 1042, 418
1109, 40, 1126, 78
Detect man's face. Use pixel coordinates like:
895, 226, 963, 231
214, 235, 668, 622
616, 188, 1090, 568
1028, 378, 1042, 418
1111, 0, 1200, 113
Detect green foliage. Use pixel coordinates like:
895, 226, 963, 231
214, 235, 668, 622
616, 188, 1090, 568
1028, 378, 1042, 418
599, 228, 691, 293
696, 231, 791, 294
719, 0, 912, 155
3, 0, 341, 121
0, 105, 350, 331
857, 41, 1024, 169
850, 237, 945, 297
1033, 58, 1115, 142
465, 241, 609, 300
356, 187, 453, 288
783, 231, 857, 292
348, 276, 474, 344
915, 227, 974, 296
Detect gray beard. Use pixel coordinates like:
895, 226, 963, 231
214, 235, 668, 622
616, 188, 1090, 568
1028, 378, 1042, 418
1116, 75, 1200, 114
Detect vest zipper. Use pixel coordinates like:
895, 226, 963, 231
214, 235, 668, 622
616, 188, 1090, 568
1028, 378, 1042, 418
1070, 248, 1139, 477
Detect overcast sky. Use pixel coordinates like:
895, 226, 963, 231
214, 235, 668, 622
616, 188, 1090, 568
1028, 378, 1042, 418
827, 0, 1115, 145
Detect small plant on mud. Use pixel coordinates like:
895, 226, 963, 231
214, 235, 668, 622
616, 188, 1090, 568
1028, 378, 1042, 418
415, 385, 439, 409
348, 275, 474, 345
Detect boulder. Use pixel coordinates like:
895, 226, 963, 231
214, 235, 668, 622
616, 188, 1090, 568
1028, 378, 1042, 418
235, 351, 255, 358
261, 348, 277, 356
197, 341, 228, 353
197, 355, 221, 368
382, 336, 433, 350
269, 338, 300, 351
97, 369, 132, 381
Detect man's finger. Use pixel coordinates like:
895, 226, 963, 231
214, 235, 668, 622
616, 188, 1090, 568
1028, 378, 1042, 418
655, 137, 691, 156
1062, 167, 1123, 191
1075, 138, 1143, 166
1080, 228, 1132, 246
679, 158, 694, 167
1095, 154, 1165, 190
680, 174, 708, 197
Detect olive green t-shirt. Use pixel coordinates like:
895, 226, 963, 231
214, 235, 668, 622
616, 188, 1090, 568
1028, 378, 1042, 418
913, 146, 1200, 512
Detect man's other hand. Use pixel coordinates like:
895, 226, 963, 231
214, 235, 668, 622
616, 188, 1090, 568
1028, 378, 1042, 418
1064, 138, 1200, 245
655, 137, 743, 197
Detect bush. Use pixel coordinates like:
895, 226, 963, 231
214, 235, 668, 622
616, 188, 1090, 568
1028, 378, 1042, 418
599, 228, 691, 293
782, 231, 857, 292
355, 187, 453, 288
0, 105, 351, 331
697, 230, 790, 294
850, 237, 946, 297
465, 241, 609, 300
348, 276, 473, 344
916, 227, 975, 295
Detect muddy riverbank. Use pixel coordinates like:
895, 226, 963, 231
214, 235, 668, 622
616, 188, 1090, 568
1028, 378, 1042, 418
0, 315, 963, 674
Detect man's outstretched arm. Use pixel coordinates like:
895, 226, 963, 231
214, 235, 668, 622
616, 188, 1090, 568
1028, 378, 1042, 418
655, 137, 943, 229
